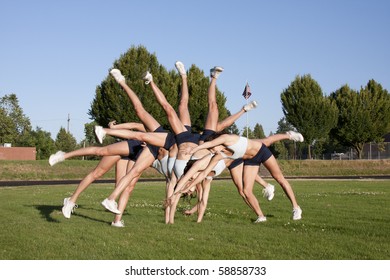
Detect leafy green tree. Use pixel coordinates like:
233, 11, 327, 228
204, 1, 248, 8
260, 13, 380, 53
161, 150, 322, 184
30, 127, 56, 159
281, 74, 338, 159
89, 45, 229, 133
0, 107, 15, 144
330, 80, 390, 159
0, 93, 32, 145
55, 127, 77, 153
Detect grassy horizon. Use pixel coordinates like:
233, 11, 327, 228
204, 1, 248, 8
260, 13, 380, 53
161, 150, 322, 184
1, 159, 390, 181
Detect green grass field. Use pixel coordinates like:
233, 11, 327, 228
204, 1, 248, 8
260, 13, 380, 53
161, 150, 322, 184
0, 179, 389, 260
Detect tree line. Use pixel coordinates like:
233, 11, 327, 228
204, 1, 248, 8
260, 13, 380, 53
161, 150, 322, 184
1, 45, 389, 160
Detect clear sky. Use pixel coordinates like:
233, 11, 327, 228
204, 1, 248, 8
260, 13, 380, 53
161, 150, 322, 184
1, 0, 389, 142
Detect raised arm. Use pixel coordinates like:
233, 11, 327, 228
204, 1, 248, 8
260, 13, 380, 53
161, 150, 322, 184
188, 134, 230, 155
178, 152, 224, 194
173, 154, 213, 194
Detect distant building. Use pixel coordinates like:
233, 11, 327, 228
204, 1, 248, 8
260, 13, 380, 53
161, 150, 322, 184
0, 144, 36, 160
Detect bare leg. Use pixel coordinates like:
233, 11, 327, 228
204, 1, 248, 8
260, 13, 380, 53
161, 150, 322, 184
117, 80, 161, 132
103, 129, 168, 148
63, 141, 131, 159
197, 178, 212, 222
165, 172, 177, 224
149, 80, 187, 135
106, 149, 155, 201
255, 174, 269, 188
68, 155, 121, 203
257, 133, 291, 147
113, 175, 140, 224
229, 163, 256, 211
243, 165, 265, 218
262, 155, 299, 208
177, 73, 191, 127
203, 77, 219, 131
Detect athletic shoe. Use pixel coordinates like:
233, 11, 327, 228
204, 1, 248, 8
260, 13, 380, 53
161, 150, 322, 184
111, 220, 125, 228
210, 66, 224, 79
49, 151, 65, 166
101, 198, 121, 214
95, 125, 106, 144
292, 206, 302, 220
110, 69, 125, 83
243, 100, 258, 112
62, 197, 77, 219
142, 71, 153, 85
287, 131, 304, 142
175, 61, 186, 76
254, 216, 267, 223
262, 183, 275, 201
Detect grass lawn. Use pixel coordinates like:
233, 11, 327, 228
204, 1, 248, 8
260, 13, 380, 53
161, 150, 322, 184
0, 179, 389, 260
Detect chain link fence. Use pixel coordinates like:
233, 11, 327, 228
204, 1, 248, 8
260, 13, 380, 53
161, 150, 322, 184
323, 142, 390, 160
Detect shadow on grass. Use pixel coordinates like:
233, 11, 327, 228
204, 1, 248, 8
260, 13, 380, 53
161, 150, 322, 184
31, 204, 109, 225
72, 211, 112, 225
32, 204, 62, 223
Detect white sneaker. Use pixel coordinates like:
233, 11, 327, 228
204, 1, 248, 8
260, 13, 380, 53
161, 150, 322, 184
110, 69, 125, 83
49, 151, 65, 166
175, 61, 186, 76
287, 131, 304, 142
292, 206, 302, 220
210, 66, 224, 79
101, 198, 121, 214
254, 216, 267, 223
62, 197, 77, 219
111, 220, 125, 227
142, 71, 153, 85
262, 184, 275, 201
95, 125, 106, 144
243, 100, 258, 112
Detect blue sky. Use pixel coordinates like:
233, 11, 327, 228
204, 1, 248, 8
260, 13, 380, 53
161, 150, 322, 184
1, 0, 389, 142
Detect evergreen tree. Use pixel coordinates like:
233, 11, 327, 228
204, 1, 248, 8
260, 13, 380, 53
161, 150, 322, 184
241, 126, 254, 139
253, 123, 265, 139
55, 127, 77, 153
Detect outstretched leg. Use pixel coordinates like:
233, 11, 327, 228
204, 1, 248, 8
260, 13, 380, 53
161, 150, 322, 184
262, 155, 302, 220
175, 61, 191, 128
144, 72, 187, 135
110, 69, 160, 132
61, 155, 123, 218
242, 164, 267, 222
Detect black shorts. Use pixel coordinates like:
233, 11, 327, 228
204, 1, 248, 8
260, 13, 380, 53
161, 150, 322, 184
184, 125, 192, 133
228, 158, 244, 170
244, 145, 273, 166
147, 144, 160, 159
199, 129, 216, 142
175, 131, 200, 146
126, 139, 144, 161
154, 126, 176, 150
